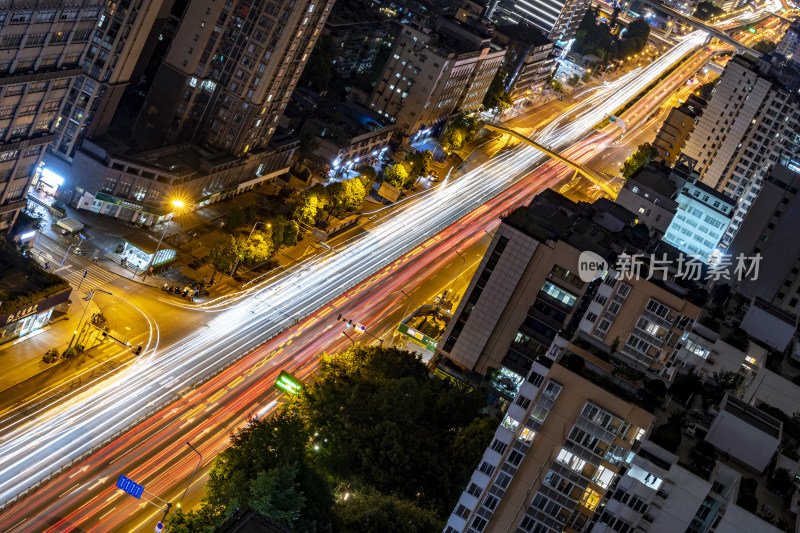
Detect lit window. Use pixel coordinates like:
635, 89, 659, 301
501, 415, 520, 432
580, 488, 601, 511
519, 428, 536, 443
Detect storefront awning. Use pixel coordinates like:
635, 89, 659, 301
123, 231, 172, 255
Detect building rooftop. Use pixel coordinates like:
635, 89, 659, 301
626, 161, 683, 198
502, 189, 645, 261
0, 243, 70, 317
494, 23, 551, 47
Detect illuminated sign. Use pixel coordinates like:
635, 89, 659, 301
40, 168, 64, 187
19, 231, 36, 240
275, 370, 303, 395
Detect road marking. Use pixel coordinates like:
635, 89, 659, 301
68, 465, 90, 478
228, 376, 245, 389
59, 484, 80, 498
10, 518, 27, 530
97, 507, 116, 521
86, 476, 109, 491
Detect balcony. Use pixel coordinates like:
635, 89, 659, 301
0, 198, 27, 214
0, 65, 82, 87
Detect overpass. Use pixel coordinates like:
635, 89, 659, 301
483, 123, 619, 197
642, 1, 759, 55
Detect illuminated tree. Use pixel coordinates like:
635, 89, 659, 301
622, 142, 658, 179
293, 194, 320, 225
439, 127, 465, 153
383, 163, 409, 189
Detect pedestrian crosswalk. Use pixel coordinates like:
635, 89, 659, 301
32, 236, 121, 293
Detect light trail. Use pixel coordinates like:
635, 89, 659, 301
0, 30, 711, 510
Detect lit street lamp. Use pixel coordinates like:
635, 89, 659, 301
143, 199, 186, 281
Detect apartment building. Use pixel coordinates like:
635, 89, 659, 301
133, 0, 334, 156
652, 95, 706, 165
367, 18, 506, 139
775, 22, 799, 63
594, 439, 783, 533
494, 24, 556, 102
661, 177, 735, 262
445, 351, 654, 533
682, 55, 800, 247
614, 161, 686, 238
436, 190, 641, 381
727, 163, 800, 314
0, 0, 164, 231
487, 0, 589, 44
577, 258, 701, 373
63, 135, 296, 226
323, 20, 398, 77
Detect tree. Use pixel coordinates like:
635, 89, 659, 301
482, 72, 513, 111
693, 1, 724, 20
334, 489, 443, 533
208, 236, 241, 273
293, 194, 320, 226
405, 150, 433, 179
249, 462, 307, 529
357, 164, 378, 191
439, 127, 465, 154
326, 177, 367, 212
290, 346, 490, 515
240, 230, 273, 264
383, 163, 409, 189
552, 80, 563, 92
283, 220, 299, 247
621, 142, 658, 179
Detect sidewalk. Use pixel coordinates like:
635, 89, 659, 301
0, 296, 99, 394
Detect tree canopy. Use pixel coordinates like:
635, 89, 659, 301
574, 9, 650, 61
621, 142, 658, 179
693, 1, 724, 20
169, 346, 495, 531
482, 72, 513, 111
383, 162, 410, 189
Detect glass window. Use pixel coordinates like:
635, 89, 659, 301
541, 281, 577, 307
501, 415, 519, 432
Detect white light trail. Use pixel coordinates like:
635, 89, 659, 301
0, 31, 709, 505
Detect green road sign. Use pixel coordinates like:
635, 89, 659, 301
276, 370, 303, 395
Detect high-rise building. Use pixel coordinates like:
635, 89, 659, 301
595, 437, 784, 533
775, 21, 799, 63
493, 24, 555, 103
652, 95, 706, 165
436, 190, 640, 380
682, 55, 800, 247
661, 177, 735, 262
367, 17, 506, 139
0, 0, 166, 232
727, 163, 800, 314
445, 347, 654, 533
133, 0, 334, 156
487, 0, 589, 44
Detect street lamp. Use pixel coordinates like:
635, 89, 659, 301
67, 288, 112, 351
143, 199, 186, 280
177, 442, 202, 509
230, 221, 271, 277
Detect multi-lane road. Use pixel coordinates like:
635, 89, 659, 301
0, 13, 788, 531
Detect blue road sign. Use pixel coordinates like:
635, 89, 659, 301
78, 234, 86, 240
116, 475, 144, 499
